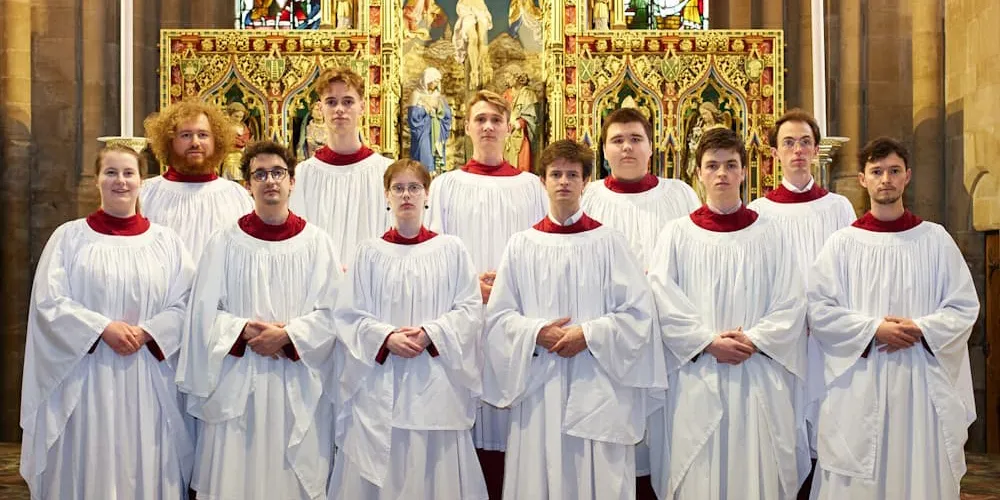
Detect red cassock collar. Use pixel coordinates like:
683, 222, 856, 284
603, 173, 659, 193
689, 205, 759, 232
461, 159, 522, 177
314, 145, 375, 166
533, 213, 603, 234
238, 211, 307, 241
162, 166, 218, 182
852, 210, 923, 232
86, 209, 151, 236
382, 226, 438, 244
765, 183, 829, 203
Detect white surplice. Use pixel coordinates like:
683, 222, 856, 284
177, 223, 344, 500
647, 215, 809, 500
140, 176, 253, 263
806, 222, 978, 500
747, 190, 856, 454
20, 220, 195, 500
580, 178, 699, 269
482, 224, 667, 500
289, 153, 393, 266
427, 169, 548, 451
330, 235, 488, 500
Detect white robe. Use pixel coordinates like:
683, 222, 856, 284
289, 153, 394, 266
806, 222, 978, 500
330, 235, 488, 500
427, 169, 548, 451
177, 222, 345, 500
580, 178, 700, 269
140, 176, 253, 263
747, 192, 856, 454
482, 224, 667, 500
20, 220, 195, 500
647, 215, 809, 500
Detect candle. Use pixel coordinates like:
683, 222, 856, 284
121, 0, 133, 136
810, 0, 827, 136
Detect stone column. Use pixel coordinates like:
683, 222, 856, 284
910, 0, 944, 222
0, 0, 33, 442
830, 0, 865, 212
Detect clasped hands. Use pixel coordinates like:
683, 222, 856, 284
100, 321, 152, 356
243, 320, 291, 359
874, 316, 923, 353
705, 327, 758, 365
385, 326, 432, 358
535, 317, 588, 358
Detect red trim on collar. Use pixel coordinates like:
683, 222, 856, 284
86, 209, 150, 236
382, 226, 438, 245
689, 205, 759, 232
765, 183, 829, 203
238, 211, 307, 241
604, 173, 659, 193
461, 159, 522, 177
533, 213, 603, 234
852, 210, 922, 232
314, 145, 375, 166
162, 166, 219, 183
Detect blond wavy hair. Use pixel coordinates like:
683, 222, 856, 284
143, 100, 235, 172
316, 67, 365, 98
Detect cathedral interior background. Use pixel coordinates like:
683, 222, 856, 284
1, 0, 999, 492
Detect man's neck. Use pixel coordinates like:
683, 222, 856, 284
783, 171, 813, 191
396, 217, 422, 238
256, 206, 290, 225
705, 197, 742, 214
472, 149, 504, 166
549, 202, 581, 224
611, 170, 647, 182
326, 130, 363, 154
870, 201, 905, 221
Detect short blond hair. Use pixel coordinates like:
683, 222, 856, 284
143, 100, 235, 169
464, 90, 511, 120
316, 67, 365, 98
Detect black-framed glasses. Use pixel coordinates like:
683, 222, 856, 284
250, 168, 288, 182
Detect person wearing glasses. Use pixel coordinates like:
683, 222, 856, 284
746, 109, 856, 497
20, 144, 195, 498
289, 67, 394, 268
425, 90, 547, 498
330, 159, 487, 499
481, 140, 666, 500
178, 140, 345, 500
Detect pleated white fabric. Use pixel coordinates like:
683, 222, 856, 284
330, 235, 487, 500
427, 169, 547, 451
580, 178, 699, 269
647, 215, 809, 500
482, 225, 667, 499
579, 177, 698, 476
289, 154, 393, 266
807, 222, 978, 500
177, 223, 345, 500
747, 192, 856, 455
20, 220, 195, 500
139, 176, 253, 263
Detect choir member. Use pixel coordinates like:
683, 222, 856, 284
177, 141, 344, 500
141, 100, 253, 263
330, 159, 488, 500
648, 127, 809, 500
581, 107, 700, 268
482, 139, 666, 500
289, 66, 394, 266
745, 109, 856, 496
807, 137, 978, 500
426, 89, 547, 496
20, 145, 195, 499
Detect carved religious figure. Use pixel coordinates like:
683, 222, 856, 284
335, 0, 353, 28
297, 101, 327, 159
592, 0, 611, 30
509, 0, 544, 51
407, 67, 453, 174
684, 101, 732, 195
402, 0, 446, 39
452, 0, 493, 88
222, 102, 258, 181
503, 71, 538, 172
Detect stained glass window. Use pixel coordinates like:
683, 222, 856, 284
236, 0, 323, 29
625, 0, 708, 30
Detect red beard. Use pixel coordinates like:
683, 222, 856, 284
169, 152, 219, 175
